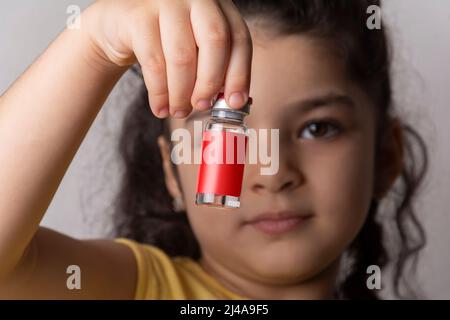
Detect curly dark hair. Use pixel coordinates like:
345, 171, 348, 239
112, 0, 428, 300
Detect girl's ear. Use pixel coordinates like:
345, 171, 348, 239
374, 117, 405, 200
157, 135, 185, 211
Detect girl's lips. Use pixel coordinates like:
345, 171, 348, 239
246, 211, 314, 235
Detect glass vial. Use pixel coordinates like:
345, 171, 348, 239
195, 93, 252, 209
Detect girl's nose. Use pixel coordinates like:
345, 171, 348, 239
247, 161, 303, 195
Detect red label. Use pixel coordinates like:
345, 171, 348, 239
196, 130, 248, 197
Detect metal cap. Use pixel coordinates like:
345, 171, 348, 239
211, 92, 252, 120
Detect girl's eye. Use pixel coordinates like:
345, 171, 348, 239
298, 120, 341, 140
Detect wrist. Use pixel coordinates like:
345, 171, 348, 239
72, 5, 129, 76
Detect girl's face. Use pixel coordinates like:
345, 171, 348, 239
164, 31, 377, 290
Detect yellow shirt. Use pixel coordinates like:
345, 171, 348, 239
114, 238, 248, 300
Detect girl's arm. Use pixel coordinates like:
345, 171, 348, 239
0, 18, 136, 299
0, 0, 252, 298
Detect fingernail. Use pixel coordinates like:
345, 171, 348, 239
174, 110, 187, 118
196, 99, 211, 110
229, 92, 245, 108
158, 108, 169, 118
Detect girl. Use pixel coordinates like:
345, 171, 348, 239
0, 0, 428, 299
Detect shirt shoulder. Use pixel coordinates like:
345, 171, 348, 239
114, 238, 247, 300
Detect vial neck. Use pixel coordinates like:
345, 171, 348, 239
211, 110, 245, 122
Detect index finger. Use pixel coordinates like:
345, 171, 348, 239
218, 0, 253, 109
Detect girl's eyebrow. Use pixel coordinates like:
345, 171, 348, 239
284, 92, 356, 114
184, 92, 355, 123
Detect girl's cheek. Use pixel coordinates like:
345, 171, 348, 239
303, 133, 374, 208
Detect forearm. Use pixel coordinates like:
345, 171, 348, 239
0, 23, 126, 277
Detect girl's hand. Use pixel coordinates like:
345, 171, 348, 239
84, 0, 252, 118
